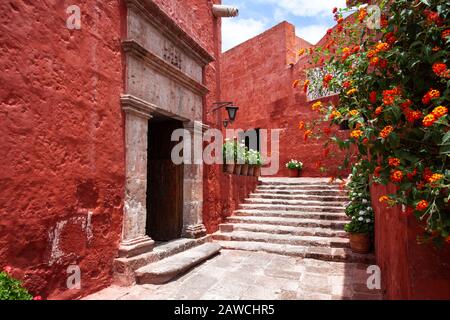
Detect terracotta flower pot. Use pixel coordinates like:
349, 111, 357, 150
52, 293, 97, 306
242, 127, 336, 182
248, 166, 254, 176
224, 163, 235, 174
349, 233, 371, 254
253, 166, 261, 177
241, 164, 249, 176
288, 169, 299, 177
234, 164, 242, 175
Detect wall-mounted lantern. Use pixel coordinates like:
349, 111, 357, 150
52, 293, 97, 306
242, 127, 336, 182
213, 102, 239, 127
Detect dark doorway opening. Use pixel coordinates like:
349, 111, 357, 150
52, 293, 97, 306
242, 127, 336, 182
147, 116, 184, 241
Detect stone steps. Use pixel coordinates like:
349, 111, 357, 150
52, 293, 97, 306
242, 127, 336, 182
258, 177, 343, 186
219, 223, 348, 238
216, 241, 374, 264
113, 236, 213, 285
250, 193, 348, 202
234, 209, 349, 221
244, 198, 347, 206
239, 203, 345, 213
254, 189, 346, 196
213, 177, 374, 263
213, 230, 350, 249
226, 215, 347, 230
135, 243, 221, 285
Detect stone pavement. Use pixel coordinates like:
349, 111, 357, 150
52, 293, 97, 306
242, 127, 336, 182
85, 250, 382, 300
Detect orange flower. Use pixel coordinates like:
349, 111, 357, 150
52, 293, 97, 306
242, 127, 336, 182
358, 8, 367, 23
298, 48, 306, 56
432, 63, 447, 77
422, 114, 436, 127
375, 106, 383, 116
442, 29, 450, 40
349, 110, 359, 117
304, 129, 313, 141
303, 80, 310, 93
405, 109, 423, 123
390, 170, 403, 183
375, 42, 390, 52
370, 57, 380, 66
298, 121, 305, 130
350, 130, 363, 139
292, 79, 300, 89
312, 101, 323, 111
379, 195, 390, 203
388, 158, 400, 167
422, 89, 440, 104
330, 110, 341, 120
374, 166, 382, 177
367, 50, 377, 58
416, 200, 429, 212
382, 88, 401, 106
431, 106, 448, 118
380, 125, 394, 139
428, 173, 443, 184
347, 88, 358, 96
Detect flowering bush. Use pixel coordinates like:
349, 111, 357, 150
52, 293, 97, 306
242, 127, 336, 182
248, 149, 263, 166
0, 266, 33, 300
286, 159, 304, 170
344, 161, 375, 235
296, 0, 450, 245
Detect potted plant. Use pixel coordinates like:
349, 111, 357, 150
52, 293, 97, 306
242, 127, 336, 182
285, 159, 303, 177
247, 149, 258, 176
222, 140, 236, 174
241, 147, 250, 176
234, 142, 246, 175
253, 151, 263, 177
344, 219, 373, 254
344, 161, 374, 254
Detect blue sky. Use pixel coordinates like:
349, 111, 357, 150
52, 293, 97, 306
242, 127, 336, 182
222, 0, 346, 52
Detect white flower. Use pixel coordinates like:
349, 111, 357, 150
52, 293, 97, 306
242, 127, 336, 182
359, 210, 365, 216
366, 219, 371, 223
367, 207, 373, 211
362, 199, 368, 204
358, 217, 364, 221
358, 193, 363, 197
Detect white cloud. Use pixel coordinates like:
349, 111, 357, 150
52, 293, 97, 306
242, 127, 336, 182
259, 0, 346, 17
295, 24, 329, 45
222, 18, 267, 52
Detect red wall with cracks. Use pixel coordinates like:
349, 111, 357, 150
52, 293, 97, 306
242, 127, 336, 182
0, 0, 244, 299
0, 0, 125, 299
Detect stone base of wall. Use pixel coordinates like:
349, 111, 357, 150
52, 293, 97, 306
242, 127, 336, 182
371, 183, 450, 299
203, 164, 259, 233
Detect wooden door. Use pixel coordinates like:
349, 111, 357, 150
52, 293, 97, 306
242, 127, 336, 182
146, 120, 184, 241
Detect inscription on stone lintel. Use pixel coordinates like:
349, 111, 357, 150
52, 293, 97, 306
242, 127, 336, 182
163, 40, 182, 70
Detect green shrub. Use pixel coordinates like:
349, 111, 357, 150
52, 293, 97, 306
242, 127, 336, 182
0, 271, 33, 300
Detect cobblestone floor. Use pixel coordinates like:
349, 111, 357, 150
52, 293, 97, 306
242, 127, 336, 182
85, 250, 382, 300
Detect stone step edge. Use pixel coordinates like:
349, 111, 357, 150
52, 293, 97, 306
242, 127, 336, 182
226, 216, 348, 229
112, 235, 212, 286
219, 223, 348, 238
234, 211, 349, 221
135, 243, 221, 285
216, 241, 375, 264
212, 231, 350, 249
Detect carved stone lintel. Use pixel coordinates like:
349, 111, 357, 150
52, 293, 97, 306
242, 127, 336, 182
183, 224, 207, 239
118, 236, 155, 258
121, 94, 156, 119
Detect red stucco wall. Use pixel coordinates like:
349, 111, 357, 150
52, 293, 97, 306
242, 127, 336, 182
0, 1, 125, 299
221, 22, 348, 177
372, 184, 450, 299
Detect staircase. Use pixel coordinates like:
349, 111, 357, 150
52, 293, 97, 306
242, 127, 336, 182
213, 177, 374, 263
